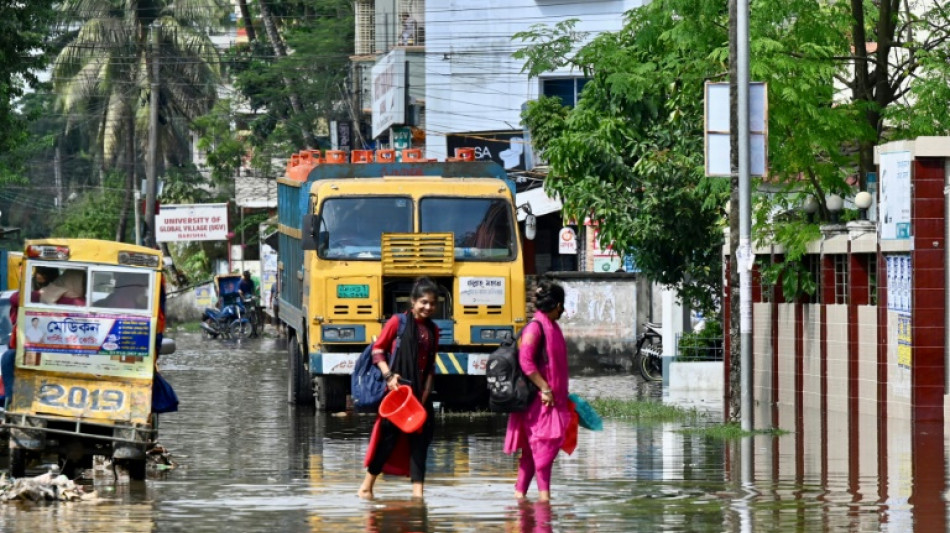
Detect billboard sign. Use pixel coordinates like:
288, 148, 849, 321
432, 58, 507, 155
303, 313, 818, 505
155, 203, 229, 242
447, 130, 526, 171
371, 49, 406, 138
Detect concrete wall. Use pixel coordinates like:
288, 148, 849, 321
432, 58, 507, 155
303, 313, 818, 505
539, 272, 650, 375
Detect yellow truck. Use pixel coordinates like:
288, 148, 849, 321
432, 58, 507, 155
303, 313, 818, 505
277, 149, 529, 411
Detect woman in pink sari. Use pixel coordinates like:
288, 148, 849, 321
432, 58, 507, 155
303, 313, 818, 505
504, 280, 571, 501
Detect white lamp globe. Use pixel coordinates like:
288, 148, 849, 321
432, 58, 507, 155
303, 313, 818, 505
855, 191, 872, 209
826, 194, 844, 212
803, 196, 819, 214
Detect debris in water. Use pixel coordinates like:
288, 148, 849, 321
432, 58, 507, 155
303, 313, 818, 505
147, 443, 177, 469
0, 471, 96, 502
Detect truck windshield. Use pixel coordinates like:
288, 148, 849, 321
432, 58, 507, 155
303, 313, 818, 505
420, 197, 515, 260
318, 197, 412, 260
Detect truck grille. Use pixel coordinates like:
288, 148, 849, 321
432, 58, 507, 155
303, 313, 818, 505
463, 305, 503, 315
332, 304, 373, 316
381, 233, 455, 275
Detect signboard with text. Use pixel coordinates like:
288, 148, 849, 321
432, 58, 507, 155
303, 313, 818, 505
19, 309, 154, 378
446, 130, 526, 171
156, 203, 229, 242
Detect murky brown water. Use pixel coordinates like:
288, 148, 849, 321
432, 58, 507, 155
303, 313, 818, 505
0, 331, 941, 532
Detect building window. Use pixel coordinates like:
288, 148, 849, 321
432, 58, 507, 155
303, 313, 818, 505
833, 255, 848, 304
805, 255, 821, 304
541, 77, 590, 107
867, 254, 877, 306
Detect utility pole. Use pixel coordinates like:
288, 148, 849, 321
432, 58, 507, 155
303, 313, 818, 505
737, 0, 753, 434
54, 144, 63, 212
145, 27, 159, 248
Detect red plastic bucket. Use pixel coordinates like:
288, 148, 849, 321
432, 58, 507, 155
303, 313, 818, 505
379, 385, 427, 433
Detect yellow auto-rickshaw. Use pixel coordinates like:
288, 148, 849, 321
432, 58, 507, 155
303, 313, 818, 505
2, 239, 174, 479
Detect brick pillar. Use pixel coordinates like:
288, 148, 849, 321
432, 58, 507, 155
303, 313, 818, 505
910, 157, 945, 421
910, 157, 946, 532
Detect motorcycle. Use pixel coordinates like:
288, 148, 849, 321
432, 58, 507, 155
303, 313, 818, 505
242, 295, 264, 337
200, 296, 253, 340
633, 322, 663, 382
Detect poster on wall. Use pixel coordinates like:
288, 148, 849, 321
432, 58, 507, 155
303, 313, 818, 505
879, 151, 912, 240
260, 243, 278, 308
886, 254, 912, 313
897, 313, 912, 369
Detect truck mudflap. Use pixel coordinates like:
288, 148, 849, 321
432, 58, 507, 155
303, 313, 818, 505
310, 351, 490, 376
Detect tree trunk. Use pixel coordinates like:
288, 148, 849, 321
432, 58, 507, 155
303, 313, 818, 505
727, 0, 741, 423
258, 0, 315, 148
849, 0, 873, 190
237, 0, 256, 42
116, 110, 136, 243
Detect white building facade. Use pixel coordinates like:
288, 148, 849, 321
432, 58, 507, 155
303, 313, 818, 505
422, 0, 645, 162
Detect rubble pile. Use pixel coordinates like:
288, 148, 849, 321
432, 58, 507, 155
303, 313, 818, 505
0, 471, 96, 502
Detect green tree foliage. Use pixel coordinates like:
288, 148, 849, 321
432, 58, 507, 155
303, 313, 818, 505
53, 0, 227, 240
52, 170, 125, 239
224, 0, 354, 150
0, 1, 56, 183
516, 11, 727, 312
517, 0, 950, 303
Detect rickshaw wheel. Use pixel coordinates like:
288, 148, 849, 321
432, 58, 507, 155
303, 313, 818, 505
10, 448, 28, 478
230, 319, 251, 340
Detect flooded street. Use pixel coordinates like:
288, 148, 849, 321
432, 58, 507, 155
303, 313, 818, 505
0, 331, 941, 532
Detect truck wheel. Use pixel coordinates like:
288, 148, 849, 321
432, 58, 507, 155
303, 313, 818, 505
10, 447, 27, 478
314, 376, 346, 413
288, 336, 312, 405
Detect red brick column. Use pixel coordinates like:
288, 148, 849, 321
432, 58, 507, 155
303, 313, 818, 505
910, 157, 946, 532
910, 157, 945, 421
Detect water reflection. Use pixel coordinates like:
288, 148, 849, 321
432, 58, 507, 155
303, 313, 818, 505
0, 332, 944, 531
363, 499, 430, 533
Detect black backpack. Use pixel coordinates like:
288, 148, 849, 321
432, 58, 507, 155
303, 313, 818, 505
487, 321, 545, 413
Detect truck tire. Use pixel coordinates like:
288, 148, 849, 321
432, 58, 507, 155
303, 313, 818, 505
314, 375, 347, 413
288, 336, 312, 405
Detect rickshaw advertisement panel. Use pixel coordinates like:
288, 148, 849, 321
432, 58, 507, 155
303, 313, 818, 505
18, 308, 154, 378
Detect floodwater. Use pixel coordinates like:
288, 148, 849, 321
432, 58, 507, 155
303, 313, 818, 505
0, 331, 944, 532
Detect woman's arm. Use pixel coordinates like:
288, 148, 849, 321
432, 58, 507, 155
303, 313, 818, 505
373, 315, 400, 389
520, 322, 553, 406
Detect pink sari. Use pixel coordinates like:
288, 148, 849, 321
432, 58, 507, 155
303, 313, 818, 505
504, 311, 572, 465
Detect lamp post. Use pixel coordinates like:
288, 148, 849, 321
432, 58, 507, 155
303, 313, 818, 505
855, 191, 872, 220
803, 196, 819, 223
826, 194, 844, 224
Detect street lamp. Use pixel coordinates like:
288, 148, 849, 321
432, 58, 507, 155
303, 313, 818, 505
803, 195, 818, 222
826, 193, 844, 223
855, 191, 872, 220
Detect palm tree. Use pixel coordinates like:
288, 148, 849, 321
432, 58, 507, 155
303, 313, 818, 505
52, 0, 226, 241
